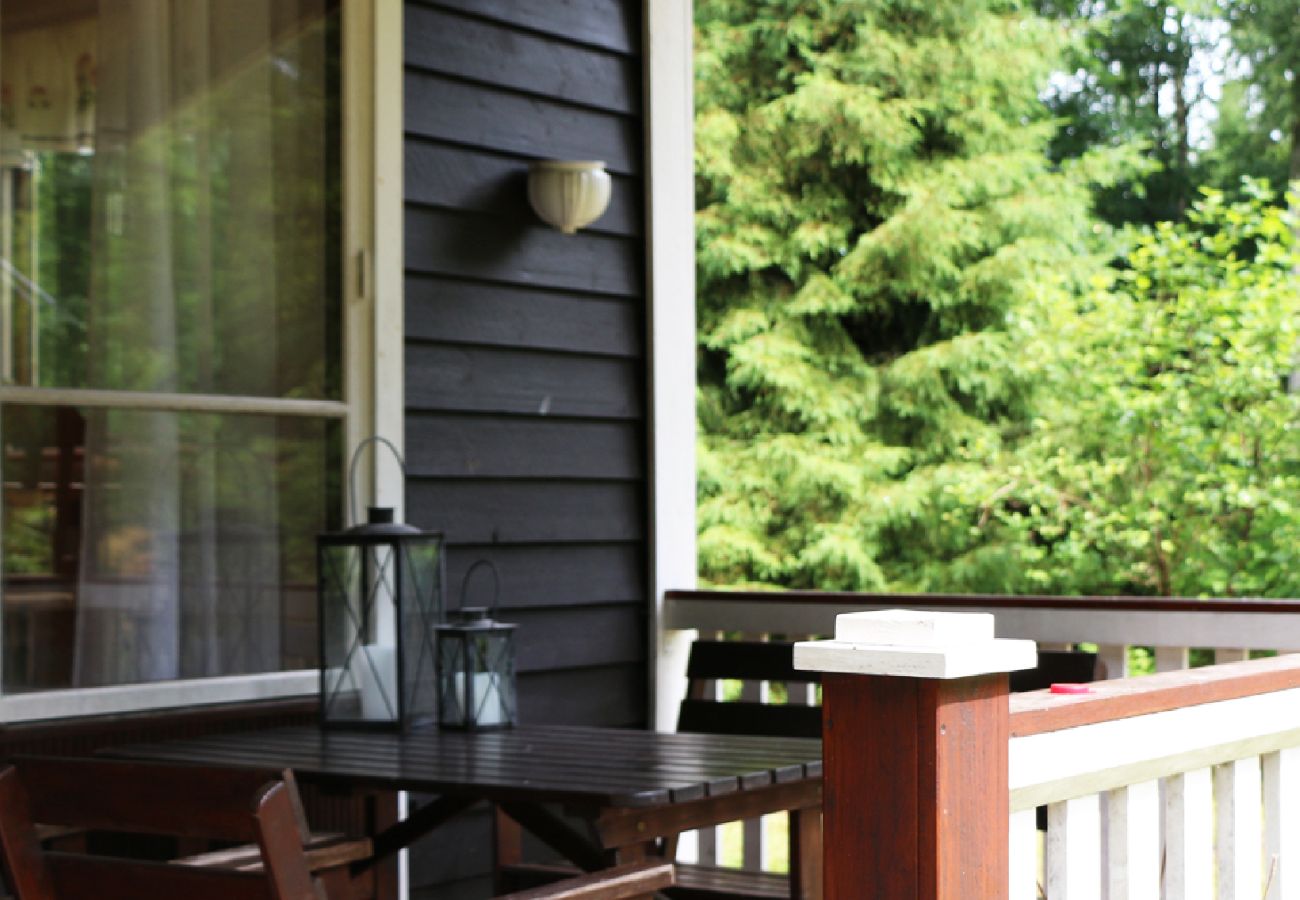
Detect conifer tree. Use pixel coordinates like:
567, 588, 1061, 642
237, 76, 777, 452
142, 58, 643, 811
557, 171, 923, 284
695, 0, 1124, 590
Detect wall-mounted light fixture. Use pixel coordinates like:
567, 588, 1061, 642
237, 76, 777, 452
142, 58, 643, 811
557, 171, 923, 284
527, 160, 612, 235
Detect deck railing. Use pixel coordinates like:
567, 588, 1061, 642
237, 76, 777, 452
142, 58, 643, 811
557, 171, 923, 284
1009, 655, 1300, 899
665, 589, 1300, 889
666, 588, 1300, 676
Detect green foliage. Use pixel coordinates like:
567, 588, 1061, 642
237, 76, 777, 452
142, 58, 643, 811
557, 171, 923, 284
695, 0, 1127, 590
922, 188, 1300, 597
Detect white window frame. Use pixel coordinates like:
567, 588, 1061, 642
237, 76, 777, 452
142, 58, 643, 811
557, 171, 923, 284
0, 0, 405, 724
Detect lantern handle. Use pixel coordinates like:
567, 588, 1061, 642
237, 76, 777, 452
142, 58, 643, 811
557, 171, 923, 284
458, 559, 502, 617
347, 436, 407, 528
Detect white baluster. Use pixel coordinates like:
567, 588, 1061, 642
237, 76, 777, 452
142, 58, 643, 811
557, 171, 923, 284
1155, 646, 1190, 672
1107, 780, 1160, 900
1215, 757, 1263, 900
1165, 768, 1213, 900
1009, 808, 1040, 900
1215, 648, 1250, 664
1097, 644, 1129, 679
1264, 748, 1300, 899
1048, 794, 1102, 899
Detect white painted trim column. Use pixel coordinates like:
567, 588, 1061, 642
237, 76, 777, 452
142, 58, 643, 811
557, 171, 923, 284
644, 0, 698, 731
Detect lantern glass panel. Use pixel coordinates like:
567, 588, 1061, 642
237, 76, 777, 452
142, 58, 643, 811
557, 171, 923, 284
398, 541, 443, 725
437, 622, 516, 730
319, 542, 400, 723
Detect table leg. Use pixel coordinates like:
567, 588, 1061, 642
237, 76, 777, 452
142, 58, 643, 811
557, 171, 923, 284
365, 791, 400, 900
789, 806, 823, 899
494, 804, 524, 893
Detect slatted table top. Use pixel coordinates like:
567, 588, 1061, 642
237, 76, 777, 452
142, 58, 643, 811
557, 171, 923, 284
108, 724, 822, 808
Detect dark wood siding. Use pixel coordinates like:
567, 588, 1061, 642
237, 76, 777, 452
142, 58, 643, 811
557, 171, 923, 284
402, 2, 647, 893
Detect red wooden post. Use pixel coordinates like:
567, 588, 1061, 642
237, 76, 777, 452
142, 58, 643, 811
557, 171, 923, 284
795, 610, 1036, 900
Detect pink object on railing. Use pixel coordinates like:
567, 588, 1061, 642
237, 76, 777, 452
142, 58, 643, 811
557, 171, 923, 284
1050, 683, 1094, 695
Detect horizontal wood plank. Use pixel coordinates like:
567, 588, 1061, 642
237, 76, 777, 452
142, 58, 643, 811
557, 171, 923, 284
1010, 653, 1300, 737
404, 72, 641, 176
406, 207, 643, 297
507, 605, 646, 674
407, 414, 643, 480
407, 480, 645, 544
519, 668, 646, 728
405, 344, 643, 419
405, 276, 642, 357
415, 0, 639, 55
406, 6, 639, 115
405, 142, 641, 238
443, 544, 645, 609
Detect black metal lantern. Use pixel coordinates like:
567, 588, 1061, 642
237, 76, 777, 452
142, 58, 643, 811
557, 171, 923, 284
317, 439, 444, 730
436, 562, 517, 730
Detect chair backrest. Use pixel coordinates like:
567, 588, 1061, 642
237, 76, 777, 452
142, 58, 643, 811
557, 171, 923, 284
0, 757, 324, 900
677, 640, 822, 739
677, 640, 1102, 739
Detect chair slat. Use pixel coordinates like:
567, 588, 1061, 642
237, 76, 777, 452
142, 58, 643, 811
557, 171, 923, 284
685, 641, 820, 684
13, 757, 286, 842
47, 853, 275, 900
678, 700, 822, 739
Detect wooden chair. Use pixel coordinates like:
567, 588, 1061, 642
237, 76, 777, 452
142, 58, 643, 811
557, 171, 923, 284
0, 755, 671, 900
0, 756, 343, 899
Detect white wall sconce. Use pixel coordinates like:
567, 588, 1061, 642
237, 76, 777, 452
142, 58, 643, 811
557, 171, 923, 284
527, 160, 612, 234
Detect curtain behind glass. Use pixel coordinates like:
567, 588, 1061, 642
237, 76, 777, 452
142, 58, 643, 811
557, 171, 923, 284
69, 0, 334, 687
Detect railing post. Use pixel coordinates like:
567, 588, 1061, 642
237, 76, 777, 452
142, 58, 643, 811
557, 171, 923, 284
795, 610, 1036, 900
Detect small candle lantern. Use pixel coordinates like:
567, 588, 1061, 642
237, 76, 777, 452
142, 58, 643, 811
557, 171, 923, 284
317, 439, 444, 730
436, 562, 516, 730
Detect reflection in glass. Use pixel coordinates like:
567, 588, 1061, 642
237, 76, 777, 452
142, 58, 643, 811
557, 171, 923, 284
0, 0, 341, 398
2, 405, 342, 692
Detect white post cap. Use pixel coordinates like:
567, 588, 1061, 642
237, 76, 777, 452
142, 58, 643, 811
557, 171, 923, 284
793, 609, 1037, 680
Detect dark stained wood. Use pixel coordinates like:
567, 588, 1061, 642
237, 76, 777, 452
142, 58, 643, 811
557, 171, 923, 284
684, 641, 820, 685
1008, 649, 1100, 693
444, 545, 645, 609
108, 726, 821, 810
677, 701, 821, 740
821, 673, 1009, 900
407, 482, 644, 545
406, 415, 643, 480
921, 676, 1008, 899
47, 855, 279, 900
673, 866, 790, 899
498, 802, 608, 872
406, 7, 639, 115
0, 760, 325, 900
12, 757, 287, 841
417, 0, 639, 55
406, 207, 642, 296
0, 766, 56, 899
1010, 652, 1300, 737
594, 782, 822, 851
497, 861, 674, 900
404, 73, 641, 176
518, 665, 646, 728
822, 674, 917, 899
406, 344, 643, 419
405, 276, 642, 357
405, 143, 642, 238
666, 587, 1300, 615
508, 605, 646, 674
358, 794, 478, 871
789, 808, 822, 900
401, 2, 649, 891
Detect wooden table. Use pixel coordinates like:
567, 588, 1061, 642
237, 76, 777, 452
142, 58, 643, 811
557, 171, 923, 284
108, 724, 823, 896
